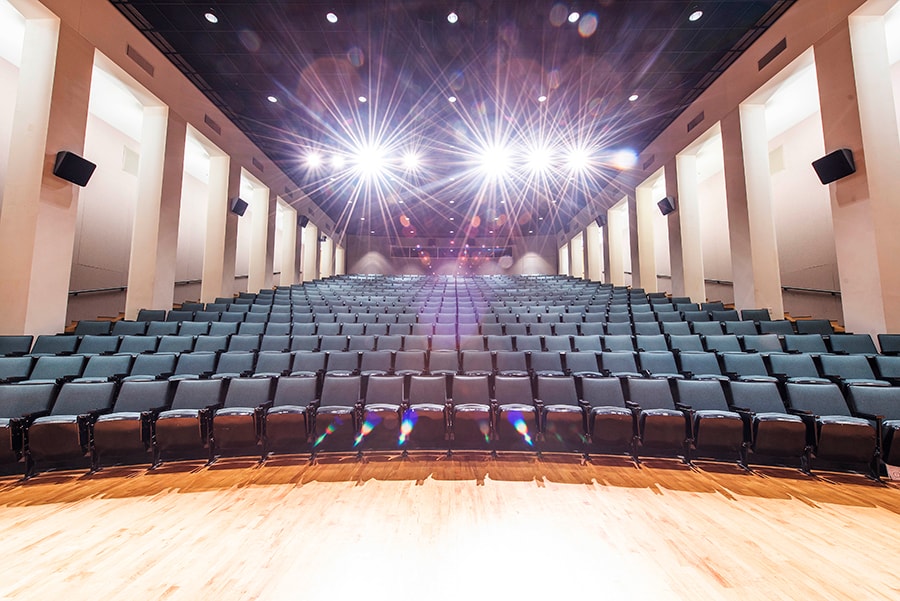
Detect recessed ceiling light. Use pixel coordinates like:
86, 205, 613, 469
447, 12, 458, 24
204, 10, 218, 24
267, 95, 278, 103
568, 12, 580, 23
538, 95, 547, 103
449, 217, 455, 221
360, 217, 365, 220
370, 230, 375, 234
528, 230, 534, 234
689, 10, 703, 22
628, 93, 639, 102
358, 96, 367, 103
326, 12, 338, 23
450, 230, 455, 234
449, 200, 454, 204
448, 96, 457, 103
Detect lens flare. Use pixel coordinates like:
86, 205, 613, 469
354, 414, 382, 447
479, 420, 491, 443
506, 411, 533, 446
398, 409, 418, 445
313, 420, 340, 447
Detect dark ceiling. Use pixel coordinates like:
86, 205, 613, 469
110, 0, 795, 243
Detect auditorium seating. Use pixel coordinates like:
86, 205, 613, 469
5, 275, 899, 480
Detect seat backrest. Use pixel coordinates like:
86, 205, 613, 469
741, 334, 784, 354
829, 334, 878, 355
493, 375, 534, 405
727, 381, 786, 414
193, 335, 229, 354
319, 335, 349, 352
0, 356, 34, 380
848, 386, 900, 421
461, 350, 493, 374
580, 377, 626, 408
325, 351, 360, 374
111, 321, 147, 336
173, 352, 217, 376
451, 374, 490, 405
178, 321, 210, 337
214, 351, 255, 376
635, 334, 667, 352
28, 355, 86, 381
408, 374, 447, 405
600, 351, 638, 374
495, 350, 528, 373
0, 382, 56, 418
272, 376, 318, 408
223, 377, 272, 408
626, 378, 674, 411
128, 353, 176, 378
536, 375, 578, 406
782, 334, 828, 354
319, 374, 361, 407
170, 378, 225, 410
259, 335, 290, 353
677, 351, 721, 377
874, 355, 900, 379
768, 353, 820, 379
347, 335, 376, 351
543, 336, 572, 352
758, 320, 794, 335
675, 379, 728, 411
786, 382, 851, 416
157, 335, 195, 354
394, 350, 426, 374
722, 320, 758, 336
80, 354, 133, 379
572, 335, 602, 352
819, 354, 878, 380
486, 335, 514, 351
685, 311, 712, 323
741, 308, 771, 321
667, 334, 704, 353
514, 335, 542, 352
877, 334, 900, 355
136, 309, 166, 322
146, 321, 180, 337
565, 351, 600, 374
51, 381, 117, 415
721, 352, 768, 377
691, 321, 724, 336
31, 334, 79, 356
228, 334, 261, 352
530, 351, 564, 373
703, 334, 742, 353
638, 351, 678, 375
113, 380, 172, 412
74, 320, 112, 336
795, 319, 834, 336
364, 374, 404, 404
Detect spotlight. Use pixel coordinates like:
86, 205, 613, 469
628, 93, 639, 102
326, 12, 338, 23
305, 151, 322, 168
538, 95, 547, 103
568, 11, 580, 23
266, 95, 278, 103
402, 152, 421, 170
478, 144, 512, 179
204, 10, 218, 24
448, 96, 457, 103
524, 145, 553, 173
332, 155, 346, 169
354, 144, 386, 178
689, 10, 703, 22
565, 146, 591, 172
358, 96, 367, 103
447, 12, 458, 24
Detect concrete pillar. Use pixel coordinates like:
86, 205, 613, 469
200, 155, 229, 302
635, 182, 657, 292
607, 200, 628, 286
0, 16, 94, 335
739, 103, 785, 319
818, 11, 900, 335
664, 159, 686, 297
319, 235, 334, 279
570, 232, 584, 278
334, 245, 346, 276
123, 107, 186, 319
301, 223, 318, 281
626, 194, 639, 288
247, 185, 270, 293
558, 243, 569, 276
676, 153, 706, 302
585, 221, 603, 282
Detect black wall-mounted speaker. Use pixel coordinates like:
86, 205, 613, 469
658, 196, 676, 216
812, 148, 856, 185
230, 198, 248, 216
53, 151, 96, 187
298, 215, 309, 228
595, 215, 606, 228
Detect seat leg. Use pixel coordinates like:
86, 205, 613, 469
799, 446, 813, 476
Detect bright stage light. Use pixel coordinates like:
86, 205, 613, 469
565, 146, 592, 172
354, 144, 386, 177
478, 144, 512, 179
402, 152, 421, 170
331, 154, 346, 169
305, 151, 322, 169
524, 145, 553, 173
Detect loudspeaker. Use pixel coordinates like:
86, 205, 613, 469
658, 196, 676, 216
595, 215, 606, 228
53, 151, 96, 186
812, 148, 855, 184
230, 198, 248, 216
298, 215, 309, 228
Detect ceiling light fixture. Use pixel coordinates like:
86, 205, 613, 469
267, 95, 278, 103
568, 12, 580, 23
689, 10, 703, 22
448, 95, 457, 103
628, 93, 639, 102
204, 10, 218, 24
447, 12, 458, 24
358, 95, 367, 103
326, 12, 338, 24
538, 95, 547, 103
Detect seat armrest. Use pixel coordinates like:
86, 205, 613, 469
624, 400, 640, 410
853, 410, 883, 422
680, 371, 694, 379
675, 403, 692, 412
156, 371, 175, 380
725, 371, 738, 380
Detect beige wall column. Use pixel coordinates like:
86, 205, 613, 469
585, 221, 603, 282
601, 224, 610, 284
123, 109, 185, 317
664, 159, 685, 297
626, 194, 640, 289
319, 235, 334, 279
739, 103, 785, 319
721, 109, 758, 312
0, 15, 93, 334
607, 200, 628, 286
820, 10, 900, 335
635, 182, 657, 292
247, 185, 270, 292
277, 201, 297, 286
301, 223, 319, 281
334, 245, 345, 276
558, 243, 569, 276
676, 153, 706, 302
262, 191, 277, 289
200, 155, 230, 302
570, 232, 584, 279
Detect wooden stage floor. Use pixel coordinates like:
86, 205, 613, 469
0, 454, 899, 600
